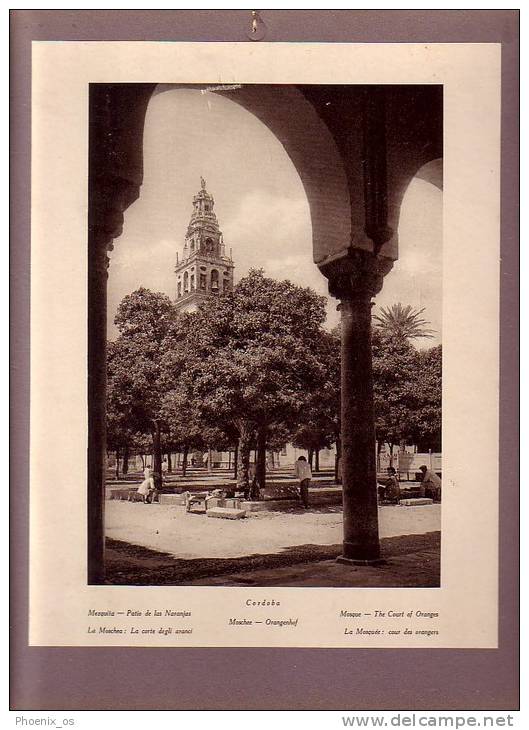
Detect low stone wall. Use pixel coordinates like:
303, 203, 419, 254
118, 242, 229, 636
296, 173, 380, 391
242, 487, 343, 512
108, 487, 137, 500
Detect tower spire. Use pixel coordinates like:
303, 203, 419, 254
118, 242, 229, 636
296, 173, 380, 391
200, 176, 206, 190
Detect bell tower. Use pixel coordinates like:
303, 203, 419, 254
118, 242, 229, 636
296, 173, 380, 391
175, 178, 234, 313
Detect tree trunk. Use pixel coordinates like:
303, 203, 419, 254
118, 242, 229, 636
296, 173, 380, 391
233, 440, 239, 480
389, 443, 394, 469
335, 435, 342, 484
254, 424, 267, 497
167, 452, 172, 473
308, 447, 314, 470
399, 439, 406, 476
115, 449, 120, 480
376, 440, 383, 473
315, 449, 320, 472
152, 421, 163, 489
182, 445, 189, 477
140, 454, 145, 470
122, 445, 129, 475
236, 422, 252, 493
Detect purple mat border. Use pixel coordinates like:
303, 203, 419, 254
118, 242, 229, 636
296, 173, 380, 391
10, 10, 519, 711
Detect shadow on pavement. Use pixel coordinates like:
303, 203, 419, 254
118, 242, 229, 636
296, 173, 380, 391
104, 531, 440, 587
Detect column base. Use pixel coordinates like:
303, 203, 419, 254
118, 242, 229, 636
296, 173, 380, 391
339, 539, 383, 564
336, 556, 386, 567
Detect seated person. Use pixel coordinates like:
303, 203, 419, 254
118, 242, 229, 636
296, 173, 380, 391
419, 465, 442, 501
137, 466, 155, 504
384, 466, 401, 502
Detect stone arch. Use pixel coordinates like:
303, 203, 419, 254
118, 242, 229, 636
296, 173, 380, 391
383, 87, 443, 260
90, 83, 442, 273
391, 157, 443, 238
204, 236, 215, 256
153, 84, 351, 268
414, 158, 443, 191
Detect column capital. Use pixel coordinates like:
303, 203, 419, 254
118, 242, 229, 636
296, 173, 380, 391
319, 248, 394, 302
88, 174, 141, 278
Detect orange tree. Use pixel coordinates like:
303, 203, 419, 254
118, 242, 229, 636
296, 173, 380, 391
106, 287, 177, 487
161, 270, 327, 496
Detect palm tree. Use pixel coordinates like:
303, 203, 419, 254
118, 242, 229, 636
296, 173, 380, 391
373, 303, 435, 342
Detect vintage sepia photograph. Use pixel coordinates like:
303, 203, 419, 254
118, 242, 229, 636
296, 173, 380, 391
90, 83, 443, 588
16, 11, 515, 711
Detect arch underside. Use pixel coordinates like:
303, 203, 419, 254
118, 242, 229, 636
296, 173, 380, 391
152, 83, 442, 271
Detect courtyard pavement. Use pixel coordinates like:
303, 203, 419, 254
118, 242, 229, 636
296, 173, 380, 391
106, 499, 440, 559
104, 500, 441, 586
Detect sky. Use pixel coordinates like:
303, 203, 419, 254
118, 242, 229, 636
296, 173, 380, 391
108, 88, 442, 347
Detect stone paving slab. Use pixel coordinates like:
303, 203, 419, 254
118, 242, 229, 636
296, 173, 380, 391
207, 508, 247, 520
159, 494, 187, 506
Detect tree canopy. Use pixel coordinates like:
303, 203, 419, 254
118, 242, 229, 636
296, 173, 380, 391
106, 281, 442, 486
372, 329, 441, 454
160, 269, 328, 491
107, 288, 178, 483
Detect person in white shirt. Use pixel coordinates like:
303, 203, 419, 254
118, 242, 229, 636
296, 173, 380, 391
294, 456, 312, 508
137, 465, 155, 504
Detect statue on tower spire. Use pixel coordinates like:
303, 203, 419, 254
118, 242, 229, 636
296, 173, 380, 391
200, 176, 206, 190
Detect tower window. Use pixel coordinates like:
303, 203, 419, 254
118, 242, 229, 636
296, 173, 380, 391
200, 273, 207, 290
210, 269, 219, 292
183, 271, 189, 292
205, 238, 215, 255
177, 282, 182, 298
190, 274, 195, 291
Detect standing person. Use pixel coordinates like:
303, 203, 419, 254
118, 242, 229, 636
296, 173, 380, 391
295, 455, 312, 508
161, 457, 169, 483
419, 465, 442, 501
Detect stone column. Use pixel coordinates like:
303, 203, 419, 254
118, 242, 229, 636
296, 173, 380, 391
87, 84, 154, 583
88, 177, 140, 584
327, 250, 393, 564
87, 233, 110, 584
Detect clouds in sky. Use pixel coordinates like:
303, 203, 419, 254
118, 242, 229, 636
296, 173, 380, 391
107, 87, 442, 347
